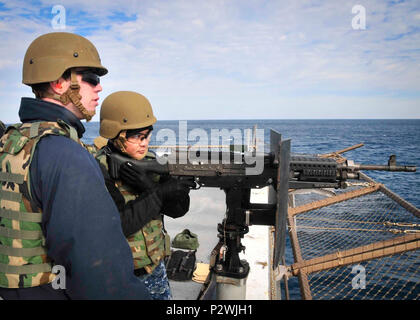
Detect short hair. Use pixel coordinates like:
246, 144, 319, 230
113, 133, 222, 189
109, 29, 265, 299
31, 69, 72, 98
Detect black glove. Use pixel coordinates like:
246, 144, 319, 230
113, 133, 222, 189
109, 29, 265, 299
119, 161, 157, 193
157, 177, 195, 203
157, 178, 194, 219
161, 189, 191, 218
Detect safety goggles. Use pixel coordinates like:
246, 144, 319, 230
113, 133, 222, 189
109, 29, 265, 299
126, 130, 153, 144
77, 70, 101, 86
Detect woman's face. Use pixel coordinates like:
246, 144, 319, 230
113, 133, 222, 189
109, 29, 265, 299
123, 129, 152, 160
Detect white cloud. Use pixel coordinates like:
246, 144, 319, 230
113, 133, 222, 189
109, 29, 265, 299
0, 0, 419, 123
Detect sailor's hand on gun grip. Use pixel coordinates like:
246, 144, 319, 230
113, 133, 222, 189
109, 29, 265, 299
157, 178, 195, 203
119, 161, 157, 193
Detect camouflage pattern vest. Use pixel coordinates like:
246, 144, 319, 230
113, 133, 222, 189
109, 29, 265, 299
96, 149, 169, 274
0, 120, 82, 288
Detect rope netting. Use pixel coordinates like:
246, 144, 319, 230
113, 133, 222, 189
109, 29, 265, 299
286, 180, 420, 300
306, 250, 419, 300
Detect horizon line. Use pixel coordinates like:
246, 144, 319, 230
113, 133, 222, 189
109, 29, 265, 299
87, 118, 420, 122
3, 118, 420, 125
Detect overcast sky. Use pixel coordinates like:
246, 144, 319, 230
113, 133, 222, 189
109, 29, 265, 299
0, 0, 419, 122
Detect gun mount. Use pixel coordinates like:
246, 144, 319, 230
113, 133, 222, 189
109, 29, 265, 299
104, 129, 416, 299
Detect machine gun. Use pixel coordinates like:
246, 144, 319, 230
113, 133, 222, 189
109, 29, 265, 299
105, 129, 416, 299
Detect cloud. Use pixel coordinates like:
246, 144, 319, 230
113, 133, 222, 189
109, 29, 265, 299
0, 0, 419, 122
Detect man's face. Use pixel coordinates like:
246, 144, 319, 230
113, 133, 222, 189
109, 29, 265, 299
76, 71, 102, 117
123, 129, 152, 160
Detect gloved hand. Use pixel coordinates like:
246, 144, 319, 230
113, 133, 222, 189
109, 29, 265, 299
157, 177, 195, 203
119, 161, 157, 193
161, 189, 191, 218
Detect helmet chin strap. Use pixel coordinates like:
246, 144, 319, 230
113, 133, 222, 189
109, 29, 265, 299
114, 131, 128, 154
37, 70, 95, 122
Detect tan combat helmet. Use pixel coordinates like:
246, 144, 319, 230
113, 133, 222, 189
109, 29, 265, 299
22, 32, 108, 121
100, 91, 157, 139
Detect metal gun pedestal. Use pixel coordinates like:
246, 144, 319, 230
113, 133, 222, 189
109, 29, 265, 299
212, 133, 291, 300
214, 188, 250, 300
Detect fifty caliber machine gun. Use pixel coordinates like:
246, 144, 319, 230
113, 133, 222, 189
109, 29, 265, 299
105, 129, 416, 299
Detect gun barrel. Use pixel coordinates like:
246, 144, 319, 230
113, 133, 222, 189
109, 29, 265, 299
340, 163, 416, 172
357, 165, 416, 172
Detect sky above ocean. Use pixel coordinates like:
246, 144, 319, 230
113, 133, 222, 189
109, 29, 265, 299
0, 0, 419, 122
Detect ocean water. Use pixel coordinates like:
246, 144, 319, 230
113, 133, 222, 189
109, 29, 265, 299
83, 119, 420, 208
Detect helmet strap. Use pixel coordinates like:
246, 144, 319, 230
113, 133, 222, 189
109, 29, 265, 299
62, 70, 95, 122
37, 70, 95, 122
113, 131, 128, 154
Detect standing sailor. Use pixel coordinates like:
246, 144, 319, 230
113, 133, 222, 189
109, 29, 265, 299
0, 33, 151, 299
97, 91, 194, 299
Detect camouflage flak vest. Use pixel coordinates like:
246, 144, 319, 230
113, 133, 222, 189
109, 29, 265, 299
96, 150, 169, 274
0, 120, 82, 288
